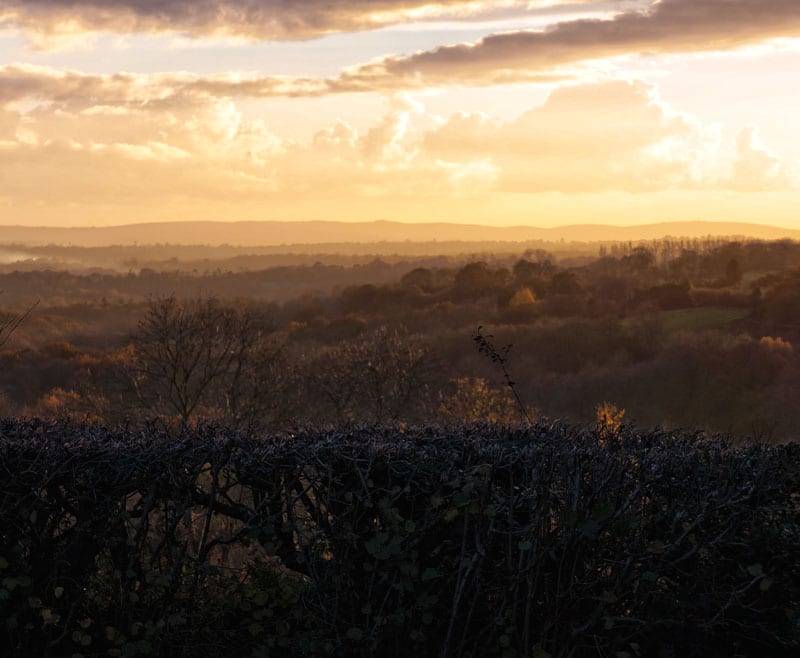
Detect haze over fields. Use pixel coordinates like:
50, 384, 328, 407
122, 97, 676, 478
0, 1, 799, 231
0, 220, 798, 248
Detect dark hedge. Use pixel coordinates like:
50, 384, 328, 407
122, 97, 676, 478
0, 420, 798, 657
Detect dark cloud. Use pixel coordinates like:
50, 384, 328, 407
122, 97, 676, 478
0, 1, 580, 40
341, 0, 800, 87
0, 65, 329, 107
2, 0, 798, 104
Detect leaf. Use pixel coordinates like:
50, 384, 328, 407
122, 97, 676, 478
346, 627, 363, 642
168, 613, 186, 627
747, 564, 764, 578
40, 608, 60, 625
421, 568, 441, 582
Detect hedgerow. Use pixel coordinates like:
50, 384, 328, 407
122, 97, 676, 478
0, 420, 798, 657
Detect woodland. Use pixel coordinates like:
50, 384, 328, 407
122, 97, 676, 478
1, 236, 800, 658
0, 236, 799, 439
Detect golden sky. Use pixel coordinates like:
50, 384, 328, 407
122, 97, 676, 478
1, 0, 799, 228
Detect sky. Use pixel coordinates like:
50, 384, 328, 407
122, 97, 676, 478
1, 0, 799, 229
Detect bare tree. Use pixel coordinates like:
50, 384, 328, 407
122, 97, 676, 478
128, 296, 289, 428
305, 326, 435, 425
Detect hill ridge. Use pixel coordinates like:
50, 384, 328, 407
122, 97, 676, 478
0, 220, 796, 247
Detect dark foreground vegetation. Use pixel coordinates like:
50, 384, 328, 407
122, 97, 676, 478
1, 421, 798, 657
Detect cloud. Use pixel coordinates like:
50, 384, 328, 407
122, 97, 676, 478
0, 76, 494, 217
727, 126, 788, 191
339, 0, 800, 89
423, 79, 712, 192
0, 1, 587, 43
0, 74, 793, 225
2, 2, 800, 99
0, 64, 328, 110
0, 109, 20, 140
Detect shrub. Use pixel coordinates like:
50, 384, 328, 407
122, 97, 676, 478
1, 420, 798, 657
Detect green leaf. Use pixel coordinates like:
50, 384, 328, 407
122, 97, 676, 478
167, 613, 186, 627
121, 642, 139, 658
346, 627, 363, 642
747, 564, 764, 578
421, 568, 441, 582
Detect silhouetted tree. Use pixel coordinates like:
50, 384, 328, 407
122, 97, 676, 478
127, 296, 286, 428
305, 326, 435, 425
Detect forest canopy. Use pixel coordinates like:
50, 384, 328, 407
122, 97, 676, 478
0, 236, 797, 439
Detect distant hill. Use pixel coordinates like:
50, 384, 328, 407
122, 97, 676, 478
0, 220, 797, 247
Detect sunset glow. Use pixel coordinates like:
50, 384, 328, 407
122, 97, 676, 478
1, 0, 799, 228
